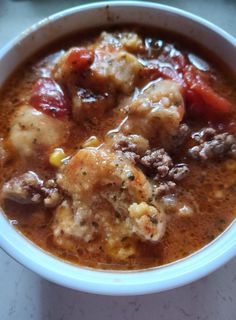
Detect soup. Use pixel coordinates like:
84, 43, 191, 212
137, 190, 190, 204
0, 26, 236, 270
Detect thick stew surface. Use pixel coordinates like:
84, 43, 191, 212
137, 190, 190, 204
0, 26, 236, 269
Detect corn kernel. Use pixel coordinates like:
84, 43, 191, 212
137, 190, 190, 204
225, 159, 236, 170
82, 136, 100, 148
49, 148, 66, 167
128, 202, 157, 218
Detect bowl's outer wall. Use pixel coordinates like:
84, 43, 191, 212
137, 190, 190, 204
0, 1, 235, 296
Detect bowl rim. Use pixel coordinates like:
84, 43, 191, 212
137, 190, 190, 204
0, 1, 235, 296
0, 0, 235, 60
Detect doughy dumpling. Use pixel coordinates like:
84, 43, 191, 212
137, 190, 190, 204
123, 80, 185, 144
56, 147, 166, 243
9, 105, 70, 159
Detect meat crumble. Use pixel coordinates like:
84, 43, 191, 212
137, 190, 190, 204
189, 128, 236, 160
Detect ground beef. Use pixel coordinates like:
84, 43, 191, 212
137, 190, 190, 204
114, 136, 137, 153
138, 148, 189, 197
168, 164, 189, 181
139, 148, 173, 180
189, 128, 236, 160
113, 135, 140, 162
1, 171, 62, 208
154, 181, 176, 197
114, 136, 189, 197
192, 127, 216, 142
139, 148, 189, 182
113, 134, 149, 163
43, 179, 62, 208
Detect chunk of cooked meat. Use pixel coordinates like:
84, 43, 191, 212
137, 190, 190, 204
9, 105, 70, 159
134, 147, 188, 198
123, 80, 185, 144
112, 133, 149, 162
2, 171, 43, 204
1, 171, 61, 207
112, 135, 189, 194
192, 127, 216, 142
43, 183, 62, 208
52, 47, 94, 85
72, 88, 115, 123
140, 148, 173, 180
57, 147, 166, 243
189, 128, 236, 160
154, 181, 176, 197
168, 164, 189, 181
139, 148, 189, 183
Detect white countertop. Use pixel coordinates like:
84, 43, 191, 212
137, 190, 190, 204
0, 1, 235, 319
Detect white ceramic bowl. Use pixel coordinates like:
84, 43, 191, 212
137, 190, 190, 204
0, 1, 235, 296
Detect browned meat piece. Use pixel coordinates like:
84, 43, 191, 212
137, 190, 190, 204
139, 148, 189, 197
140, 148, 173, 180
189, 129, 236, 160
154, 181, 176, 197
192, 127, 216, 142
1, 172, 61, 208
2, 172, 43, 204
112, 133, 149, 163
112, 134, 189, 185
43, 180, 62, 208
168, 164, 189, 181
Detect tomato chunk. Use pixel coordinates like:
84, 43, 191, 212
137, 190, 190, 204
30, 77, 70, 118
145, 46, 232, 120
66, 48, 94, 72
184, 65, 232, 118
